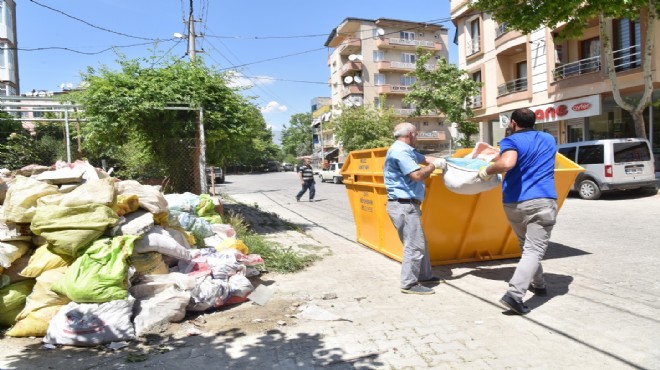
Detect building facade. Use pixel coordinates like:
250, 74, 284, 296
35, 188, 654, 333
0, 0, 17, 96
310, 96, 335, 169
324, 17, 452, 156
450, 1, 660, 156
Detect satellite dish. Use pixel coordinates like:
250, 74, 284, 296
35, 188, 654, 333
355, 54, 363, 61
345, 101, 354, 107
353, 76, 362, 84
343, 76, 354, 84
67, 83, 73, 89
354, 100, 363, 107
377, 28, 385, 36
348, 54, 357, 61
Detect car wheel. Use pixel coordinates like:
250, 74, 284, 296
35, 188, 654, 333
333, 176, 342, 184
319, 174, 324, 182
578, 179, 601, 200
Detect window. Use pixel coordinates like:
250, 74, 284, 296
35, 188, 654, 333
577, 145, 604, 165
374, 97, 381, 107
373, 50, 384, 62
467, 18, 481, 55
471, 71, 482, 107
400, 76, 416, 86
0, 45, 6, 69
374, 73, 386, 86
613, 18, 641, 70
516, 61, 527, 80
558, 147, 576, 162
372, 28, 380, 38
579, 37, 600, 73
400, 31, 415, 40
401, 101, 413, 109
613, 142, 651, 162
401, 53, 416, 63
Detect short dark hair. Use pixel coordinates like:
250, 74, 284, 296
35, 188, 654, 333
511, 108, 536, 128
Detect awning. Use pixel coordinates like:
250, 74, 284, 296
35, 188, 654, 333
311, 118, 321, 128
323, 148, 338, 157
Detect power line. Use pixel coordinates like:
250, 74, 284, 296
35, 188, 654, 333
28, 0, 159, 41
13, 41, 172, 55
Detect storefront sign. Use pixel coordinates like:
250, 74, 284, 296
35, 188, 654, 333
532, 95, 600, 123
499, 95, 601, 126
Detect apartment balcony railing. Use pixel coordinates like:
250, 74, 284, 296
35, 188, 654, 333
338, 38, 361, 56
553, 44, 641, 81
377, 61, 435, 71
470, 94, 482, 108
613, 44, 641, 71
466, 37, 481, 56
495, 23, 508, 39
394, 108, 416, 116
377, 38, 441, 51
375, 85, 414, 94
341, 85, 364, 97
553, 55, 601, 81
497, 77, 527, 96
339, 60, 362, 76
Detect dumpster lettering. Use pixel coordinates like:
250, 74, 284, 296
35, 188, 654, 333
361, 205, 373, 212
359, 196, 373, 212
359, 158, 369, 171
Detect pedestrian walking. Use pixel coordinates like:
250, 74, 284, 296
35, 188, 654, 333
478, 108, 557, 314
384, 122, 446, 295
296, 157, 316, 202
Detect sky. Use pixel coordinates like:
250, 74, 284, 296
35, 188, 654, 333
16, 0, 457, 134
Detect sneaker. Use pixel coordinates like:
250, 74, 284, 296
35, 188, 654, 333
500, 294, 530, 315
401, 284, 435, 295
528, 285, 548, 297
295, 196, 300, 202
309, 199, 315, 202
419, 276, 442, 285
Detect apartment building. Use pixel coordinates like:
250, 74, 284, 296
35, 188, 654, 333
0, 0, 18, 96
310, 97, 336, 168
324, 18, 451, 156
450, 1, 660, 155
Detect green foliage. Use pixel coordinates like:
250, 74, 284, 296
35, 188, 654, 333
224, 209, 317, 273
405, 51, 482, 147
328, 105, 397, 152
0, 112, 23, 141
63, 53, 275, 176
280, 113, 313, 158
472, 0, 649, 41
0, 134, 66, 169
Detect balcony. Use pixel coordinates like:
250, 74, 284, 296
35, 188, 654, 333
338, 38, 361, 56
339, 61, 362, 76
341, 85, 363, 98
497, 77, 527, 96
613, 44, 641, 72
377, 61, 435, 71
376, 37, 441, 52
375, 85, 414, 95
495, 23, 508, 39
553, 56, 600, 81
466, 37, 481, 57
470, 94, 482, 108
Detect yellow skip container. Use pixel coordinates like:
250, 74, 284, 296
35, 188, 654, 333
341, 147, 584, 266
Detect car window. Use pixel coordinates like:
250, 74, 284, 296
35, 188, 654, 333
558, 147, 576, 162
577, 145, 604, 165
613, 142, 651, 163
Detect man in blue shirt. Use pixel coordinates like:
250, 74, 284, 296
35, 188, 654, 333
479, 108, 557, 314
384, 122, 446, 295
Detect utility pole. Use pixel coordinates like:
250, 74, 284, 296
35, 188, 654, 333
187, 0, 196, 62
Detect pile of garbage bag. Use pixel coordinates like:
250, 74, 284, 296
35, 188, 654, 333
0, 160, 263, 346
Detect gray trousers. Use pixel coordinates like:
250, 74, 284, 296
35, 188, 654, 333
503, 198, 558, 300
386, 202, 433, 289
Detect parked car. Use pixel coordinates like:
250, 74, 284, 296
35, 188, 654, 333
206, 166, 225, 184
282, 162, 294, 172
265, 160, 282, 172
318, 162, 344, 184
557, 138, 656, 199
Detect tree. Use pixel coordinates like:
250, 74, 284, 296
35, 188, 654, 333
280, 113, 313, 158
328, 105, 397, 152
404, 51, 482, 147
64, 53, 274, 181
472, 0, 658, 139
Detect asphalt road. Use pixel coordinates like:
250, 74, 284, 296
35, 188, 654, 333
216, 170, 660, 369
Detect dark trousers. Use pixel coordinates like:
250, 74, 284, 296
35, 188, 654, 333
296, 180, 316, 200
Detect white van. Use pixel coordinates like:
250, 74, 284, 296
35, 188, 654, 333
557, 138, 657, 200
